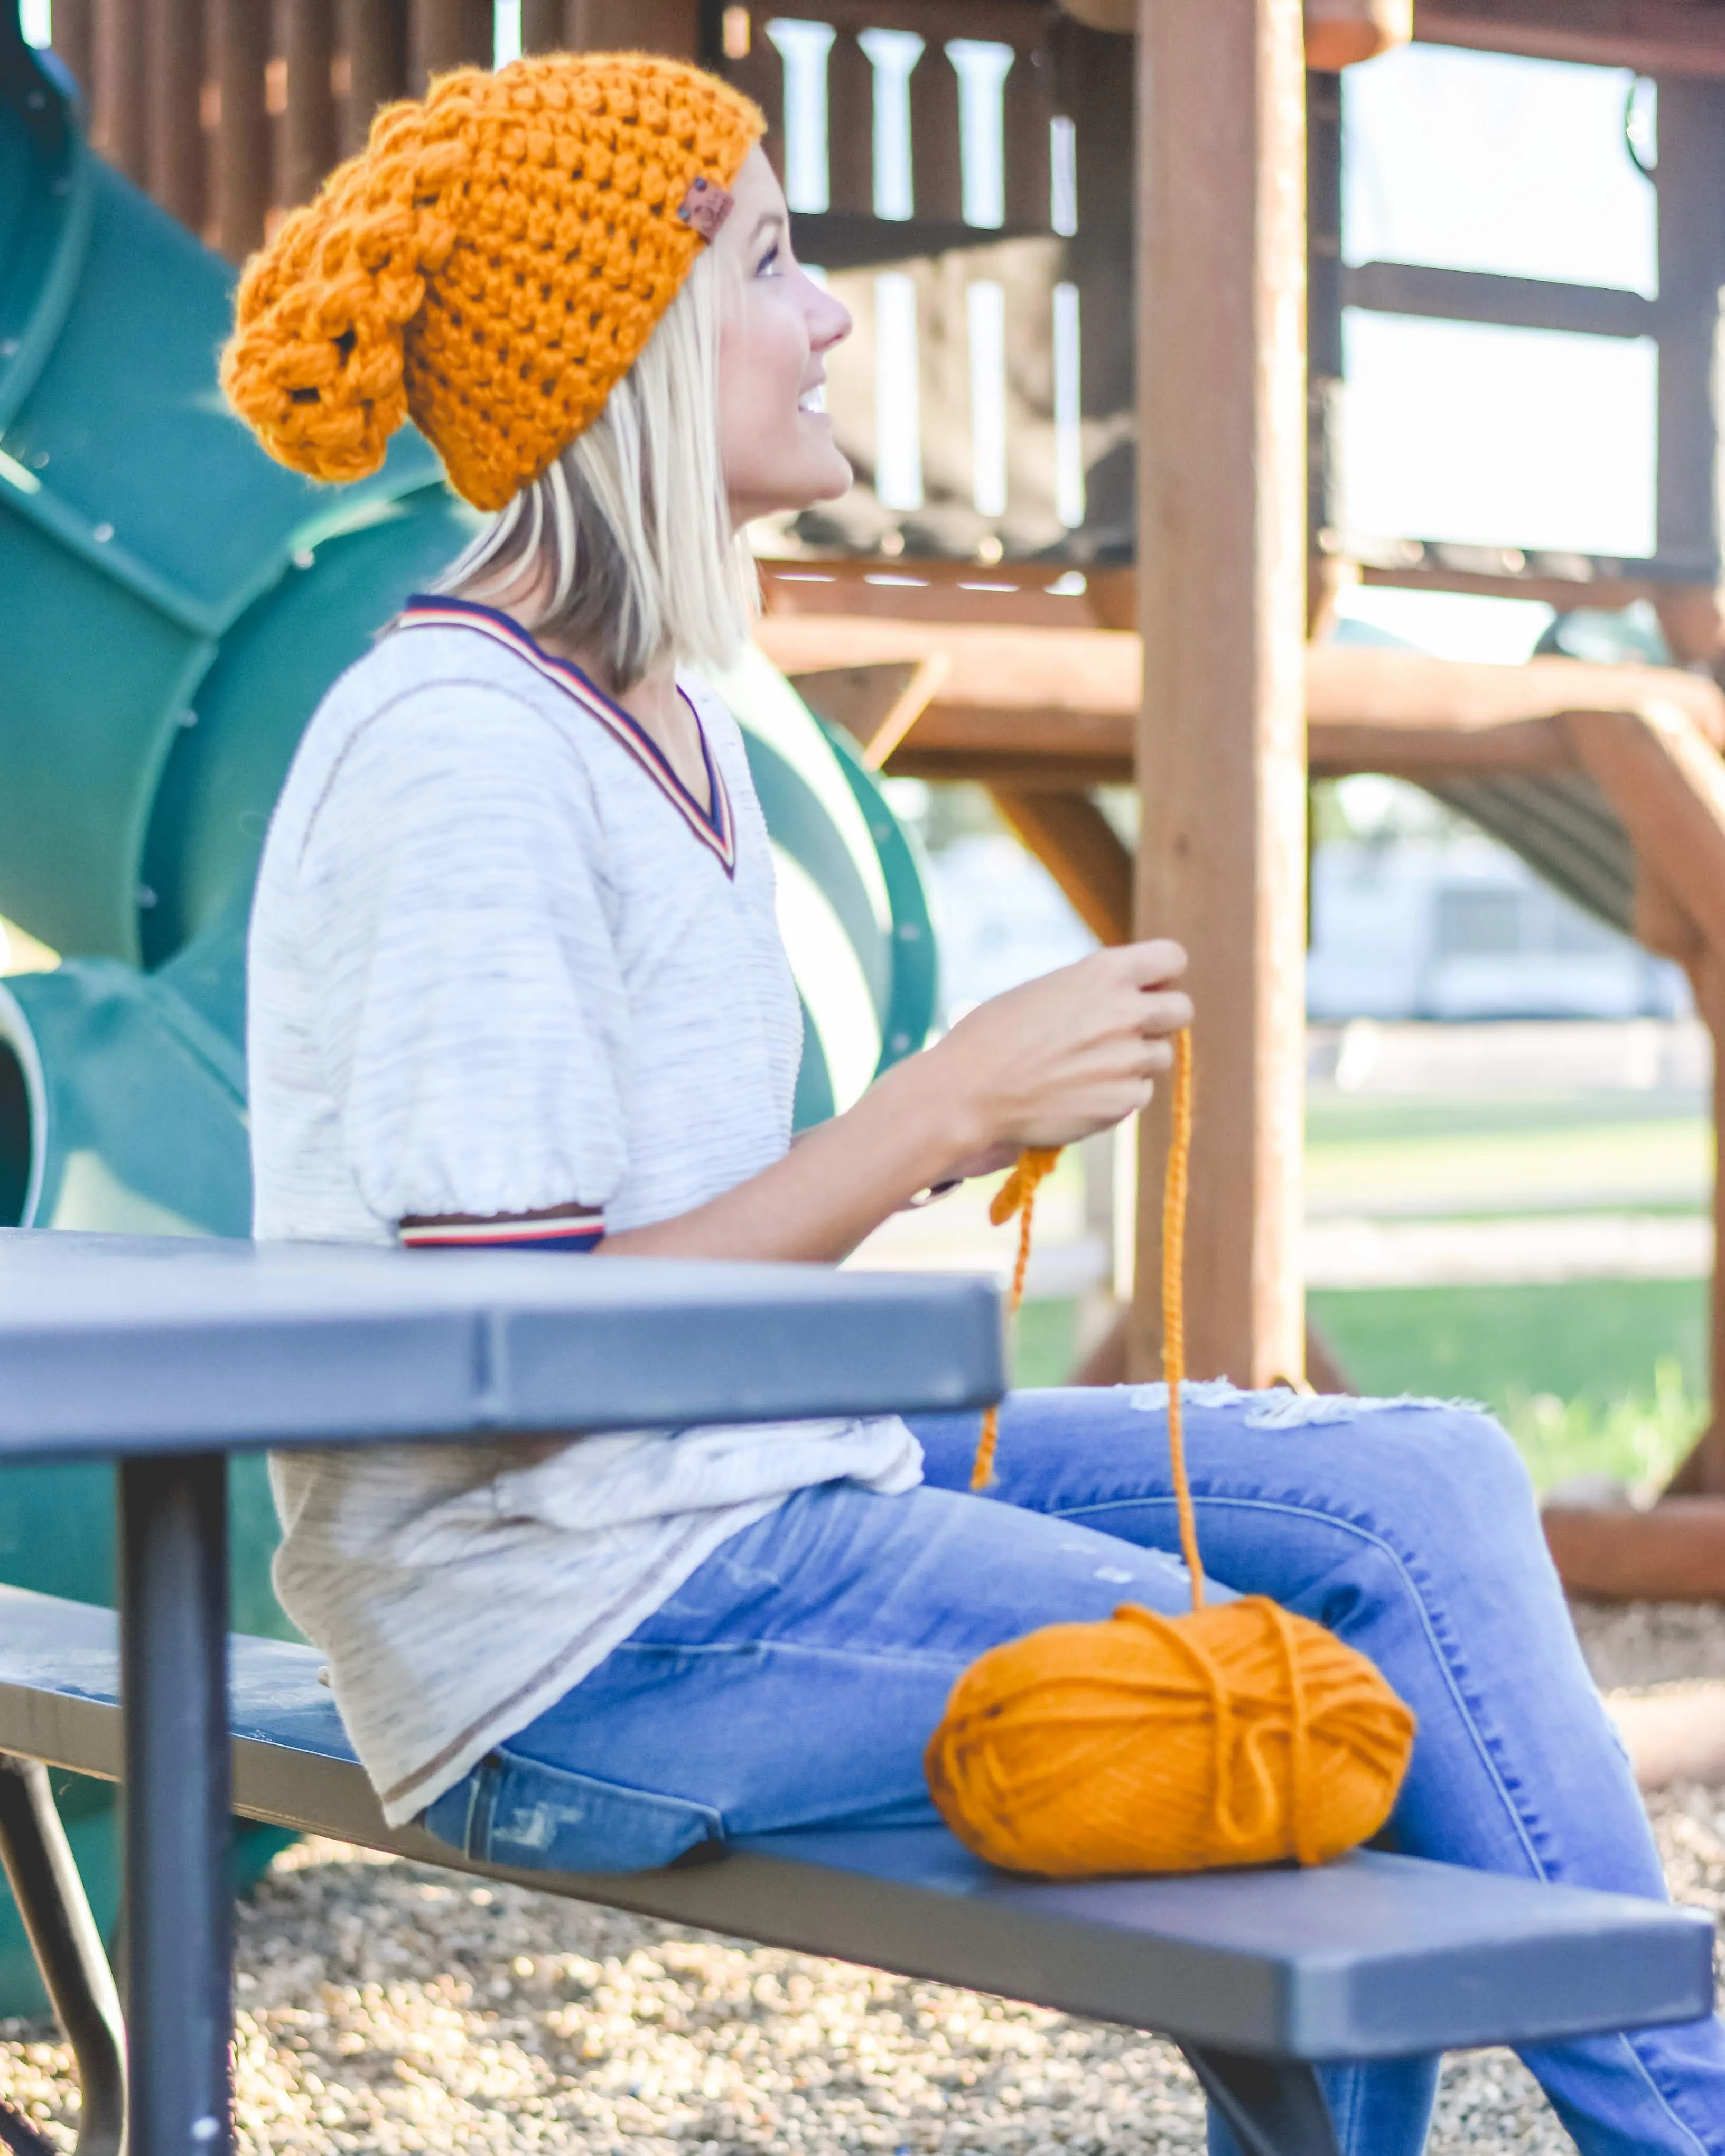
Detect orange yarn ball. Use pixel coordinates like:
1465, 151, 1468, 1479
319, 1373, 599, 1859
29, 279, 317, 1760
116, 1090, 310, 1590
925, 1597, 1416, 1878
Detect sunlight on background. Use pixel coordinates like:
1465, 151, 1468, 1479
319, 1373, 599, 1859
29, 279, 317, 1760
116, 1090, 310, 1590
1341, 45, 1659, 562
1345, 44, 1656, 291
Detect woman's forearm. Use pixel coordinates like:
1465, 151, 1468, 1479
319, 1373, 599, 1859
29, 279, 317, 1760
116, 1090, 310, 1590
404, 944, 1190, 1264
602, 1049, 974, 1264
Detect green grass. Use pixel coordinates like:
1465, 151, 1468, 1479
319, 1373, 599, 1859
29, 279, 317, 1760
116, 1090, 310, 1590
1305, 1112, 1710, 1215
1009, 1089, 1718, 1489
1310, 1276, 1709, 1494
1013, 1298, 1083, 1391
1014, 1275, 1711, 1493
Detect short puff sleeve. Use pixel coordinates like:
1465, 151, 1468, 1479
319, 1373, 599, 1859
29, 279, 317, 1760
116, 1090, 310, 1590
294, 686, 628, 1230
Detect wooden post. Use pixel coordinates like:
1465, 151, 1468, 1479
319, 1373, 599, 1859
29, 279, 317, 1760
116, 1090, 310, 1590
1305, 63, 1345, 634
567, 0, 700, 59
408, 0, 492, 91
909, 41, 962, 223
1002, 38, 1051, 233
1685, 952, 1725, 1492
211, 0, 270, 258
339, 0, 408, 155
92, 0, 148, 181
519, 0, 565, 53
280, 0, 338, 211
1653, 79, 1725, 668
50, 0, 96, 101
719, 10, 783, 181
826, 30, 873, 218
1131, 0, 1308, 1386
145, 0, 206, 230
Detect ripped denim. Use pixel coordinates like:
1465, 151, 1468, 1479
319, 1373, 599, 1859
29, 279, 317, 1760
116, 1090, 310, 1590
422, 1385, 1725, 2156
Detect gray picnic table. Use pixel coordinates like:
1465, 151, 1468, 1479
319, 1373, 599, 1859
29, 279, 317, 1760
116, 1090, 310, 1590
0, 1227, 1713, 2156
0, 1228, 1001, 2156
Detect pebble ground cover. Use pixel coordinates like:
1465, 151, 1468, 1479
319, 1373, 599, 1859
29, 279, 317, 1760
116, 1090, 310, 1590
3, 1602, 1721, 2155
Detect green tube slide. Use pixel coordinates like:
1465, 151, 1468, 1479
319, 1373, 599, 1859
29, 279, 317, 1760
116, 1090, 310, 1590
0, 11, 935, 2010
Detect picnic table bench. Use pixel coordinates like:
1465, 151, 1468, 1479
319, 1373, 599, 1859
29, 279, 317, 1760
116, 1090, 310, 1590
0, 1229, 1713, 2156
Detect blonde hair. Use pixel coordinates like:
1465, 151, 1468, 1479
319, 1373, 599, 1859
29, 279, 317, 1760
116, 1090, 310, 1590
432, 249, 758, 691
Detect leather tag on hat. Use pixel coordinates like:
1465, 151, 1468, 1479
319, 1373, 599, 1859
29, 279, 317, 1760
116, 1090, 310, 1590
677, 176, 733, 241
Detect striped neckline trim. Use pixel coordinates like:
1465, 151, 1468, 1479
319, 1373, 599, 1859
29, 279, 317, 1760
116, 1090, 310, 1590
396, 595, 736, 876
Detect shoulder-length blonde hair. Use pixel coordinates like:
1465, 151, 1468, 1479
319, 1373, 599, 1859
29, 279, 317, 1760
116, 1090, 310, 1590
431, 249, 758, 691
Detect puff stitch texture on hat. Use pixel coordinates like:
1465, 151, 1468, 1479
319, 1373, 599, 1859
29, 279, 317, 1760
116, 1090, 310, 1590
221, 52, 764, 510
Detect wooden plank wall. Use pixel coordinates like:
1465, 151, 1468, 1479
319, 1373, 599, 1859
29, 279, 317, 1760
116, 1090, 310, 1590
49, 0, 701, 261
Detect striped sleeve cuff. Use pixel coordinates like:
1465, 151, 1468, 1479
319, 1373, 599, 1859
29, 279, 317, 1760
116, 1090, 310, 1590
398, 1214, 605, 1253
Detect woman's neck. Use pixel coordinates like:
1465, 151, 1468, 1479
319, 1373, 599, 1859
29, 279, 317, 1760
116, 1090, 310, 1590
552, 638, 712, 814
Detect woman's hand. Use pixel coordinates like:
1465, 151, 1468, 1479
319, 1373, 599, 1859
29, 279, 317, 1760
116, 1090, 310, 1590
921, 941, 1191, 1164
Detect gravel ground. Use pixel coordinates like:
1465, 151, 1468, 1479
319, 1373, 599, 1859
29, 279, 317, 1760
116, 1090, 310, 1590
4, 1600, 1723, 2155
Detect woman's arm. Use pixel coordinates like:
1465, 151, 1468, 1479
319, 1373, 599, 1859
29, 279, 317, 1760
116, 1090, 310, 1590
404, 940, 1190, 1265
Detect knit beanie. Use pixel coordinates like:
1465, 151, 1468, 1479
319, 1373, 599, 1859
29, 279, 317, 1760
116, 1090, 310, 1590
221, 53, 764, 511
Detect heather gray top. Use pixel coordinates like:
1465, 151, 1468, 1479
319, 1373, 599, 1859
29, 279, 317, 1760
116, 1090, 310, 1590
248, 601, 919, 1825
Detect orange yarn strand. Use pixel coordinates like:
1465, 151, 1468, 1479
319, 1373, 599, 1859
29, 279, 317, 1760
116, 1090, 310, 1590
1160, 1030, 1204, 1609
932, 1026, 1420, 1880
969, 1146, 1062, 1491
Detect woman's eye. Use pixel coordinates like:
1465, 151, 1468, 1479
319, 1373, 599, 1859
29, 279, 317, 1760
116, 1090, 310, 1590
756, 243, 782, 278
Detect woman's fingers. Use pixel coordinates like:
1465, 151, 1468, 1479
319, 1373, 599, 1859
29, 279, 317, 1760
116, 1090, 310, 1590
1132, 989, 1194, 1039
1109, 938, 1188, 990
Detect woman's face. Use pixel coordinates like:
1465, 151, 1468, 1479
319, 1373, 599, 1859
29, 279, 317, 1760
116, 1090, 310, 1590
714, 145, 853, 527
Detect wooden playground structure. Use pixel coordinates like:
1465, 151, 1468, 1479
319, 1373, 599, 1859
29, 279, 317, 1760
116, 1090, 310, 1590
36, 0, 1725, 1597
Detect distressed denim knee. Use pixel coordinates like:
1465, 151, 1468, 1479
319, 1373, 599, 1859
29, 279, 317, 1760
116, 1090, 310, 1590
422, 1747, 723, 1873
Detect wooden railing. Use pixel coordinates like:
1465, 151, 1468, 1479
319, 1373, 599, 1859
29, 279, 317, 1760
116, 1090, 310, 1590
717, 3, 1132, 567
42, 1, 702, 259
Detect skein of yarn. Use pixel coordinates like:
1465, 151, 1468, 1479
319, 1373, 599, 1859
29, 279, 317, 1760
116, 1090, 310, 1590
926, 1032, 1418, 1878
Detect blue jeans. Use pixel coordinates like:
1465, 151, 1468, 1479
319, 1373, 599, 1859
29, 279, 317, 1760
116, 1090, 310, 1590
423, 1386, 1725, 2155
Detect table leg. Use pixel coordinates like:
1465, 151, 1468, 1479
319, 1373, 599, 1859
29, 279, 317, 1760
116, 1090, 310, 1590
0, 1754, 126, 2155
118, 1452, 231, 2156
1179, 2044, 1342, 2156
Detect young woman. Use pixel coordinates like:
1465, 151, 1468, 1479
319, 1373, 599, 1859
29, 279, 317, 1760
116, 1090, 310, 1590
225, 52, 1723, 2156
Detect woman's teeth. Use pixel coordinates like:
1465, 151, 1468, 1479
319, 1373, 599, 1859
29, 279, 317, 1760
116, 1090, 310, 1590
798, 385, 826, 413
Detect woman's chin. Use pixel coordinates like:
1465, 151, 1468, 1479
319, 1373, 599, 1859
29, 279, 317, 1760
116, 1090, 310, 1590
731, 454, 855, 524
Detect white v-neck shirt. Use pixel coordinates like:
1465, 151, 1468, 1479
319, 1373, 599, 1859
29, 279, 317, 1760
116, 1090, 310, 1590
248, 599, 921, 1825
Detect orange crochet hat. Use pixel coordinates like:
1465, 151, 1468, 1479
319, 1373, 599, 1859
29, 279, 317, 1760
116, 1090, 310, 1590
221, 53, 763, 511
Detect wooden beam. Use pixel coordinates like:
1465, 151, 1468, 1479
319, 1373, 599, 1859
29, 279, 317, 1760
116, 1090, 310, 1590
1415, 1, 1725, 81
1132, 0, 1308, 1388
1360, 562, 1701, 610
989, 790, 1134, 946
1345, 260, 1657, 340
756, 615, 1141, 718
758, 621, 1725, 786
1562, 703, 1725, 1498
1564, 704, 1725, 957
1543, 1500, 1725, 1599
761, 557, 1138, 632
787, 658, 950, 769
